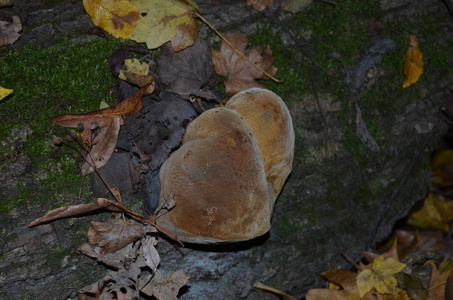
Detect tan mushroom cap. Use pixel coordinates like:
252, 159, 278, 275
157, 108, 273, 244
226, 88, 294, 201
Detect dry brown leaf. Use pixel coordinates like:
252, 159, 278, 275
140, 269, 190, 300
212, 32, 277, 95
246, 0, 273, 11
427, 260, 453, 300
87, 217, 144, 254
306, 269, 372, 300
52, 84, 153, 175
28, 198, 148, 228
0, 15, 22, 46
142, 235, 160, 272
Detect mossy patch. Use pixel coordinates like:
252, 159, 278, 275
0, 37, 127, 213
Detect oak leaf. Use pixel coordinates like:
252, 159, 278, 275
403, 35, 423, 88
356, 255, 406, 297
129, 0, 199, 51
83, 0, 142, 39
212, 32, 277, 95
51, 84, 153, 175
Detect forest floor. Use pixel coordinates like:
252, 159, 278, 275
1, 0, 453, 299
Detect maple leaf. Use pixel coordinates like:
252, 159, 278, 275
119, 58, 154, 87
129, 0, 199, 51
83, 0, 142, 39
0, 86, 13, 101
212, 32, 278, 95
356, 255, 406, 297
403, 35, 423, 88
51, 84, 153, 175
140, 269, 190, 300
246, 0, 273, 11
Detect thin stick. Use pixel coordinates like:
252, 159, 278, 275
194, 12, 283, 83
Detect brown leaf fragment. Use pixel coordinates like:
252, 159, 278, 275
79, 243, 124, 270
28, 198, 123, 227
51, 84, 153, 175
306, 269, 376, 300
142, 235, 160, 272
212, 32, 277, 95
28, 198, 147, 227
246, 0, 273, 11
0, 15, 22, 46
140, 269, 190, 300
87, 217, 144, 254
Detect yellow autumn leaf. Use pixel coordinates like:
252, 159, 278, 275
429, 150, 453, 187
356, 255, 406, 297
403, 34, 423, 88
407, 192, 453, 232
119, 58, 153, 87
83, 0, 142, 39
0, 86, 13, 101
129, 0, 199, 52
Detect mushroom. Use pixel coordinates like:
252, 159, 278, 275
226, 88, 294, 201
156, 88, 294, 243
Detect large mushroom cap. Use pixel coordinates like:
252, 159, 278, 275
156, 108, 273, 244
156, 88, 294, 244
226, 88, 294, 201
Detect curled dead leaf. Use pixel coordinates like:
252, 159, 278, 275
51, 84, 153, 175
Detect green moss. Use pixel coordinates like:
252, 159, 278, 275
0, 37, 127, 213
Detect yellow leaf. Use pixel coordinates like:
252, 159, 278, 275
429, 150, 453, 187
407, 192, 453, 232
0, 86, 13, 101
83, 0, 142, 39
356, 255, 406, 297
119, 58, 153, 87
403, 35, 423, 88
129, 0, 199, 51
